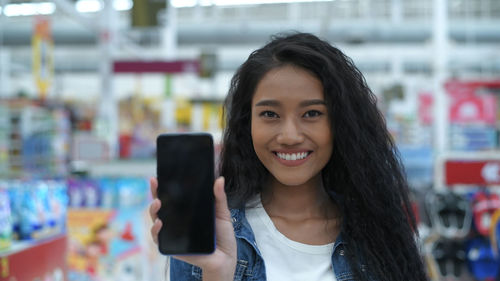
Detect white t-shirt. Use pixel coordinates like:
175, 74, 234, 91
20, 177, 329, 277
246, 200, 337, 281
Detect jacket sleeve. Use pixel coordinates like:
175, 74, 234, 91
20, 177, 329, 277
169, 257, 253, 281
170, 258, 203, 281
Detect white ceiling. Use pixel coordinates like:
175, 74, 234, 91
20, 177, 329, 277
1, 0, 500, 74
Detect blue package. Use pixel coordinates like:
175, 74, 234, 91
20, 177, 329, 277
47, 179, 68, 233
98, 177, 117, 209
0, 182, 12, 250
67, 178, 85, 208
116, 178, 148, 208
466, 237, 500, 280
37, 181, 56, 230
82, 179, 100, 208
7, 180, 23, 239
19, 182, 43, 240
55, 180, 69, 230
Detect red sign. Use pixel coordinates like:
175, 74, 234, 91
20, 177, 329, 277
445, 79, 500, 92
445, 160, 500, 185
449, 94, 497, 125
113, 60, 200, 74
418, 92, 433, 125
446, 79, 499, 125
1, 235, 67, 280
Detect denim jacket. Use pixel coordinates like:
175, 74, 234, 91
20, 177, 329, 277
170, 208, 373, 281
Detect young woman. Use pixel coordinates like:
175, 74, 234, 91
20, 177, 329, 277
149, 32, 429, 281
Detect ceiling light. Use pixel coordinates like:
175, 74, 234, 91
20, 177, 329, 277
76, 0, 102, 13
171, 0, 332, 8
2, 2, 55, 17
171, 0, 197, 8
114, 0, 133, 11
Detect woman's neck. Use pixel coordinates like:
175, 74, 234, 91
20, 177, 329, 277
261, 175, 337, 220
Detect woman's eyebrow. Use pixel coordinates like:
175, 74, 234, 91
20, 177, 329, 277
254, 99, 326, 107
254, 100, 280, 107
299, 99, 326, 107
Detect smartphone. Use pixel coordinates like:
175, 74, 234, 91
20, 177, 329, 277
156, 133, 215, 255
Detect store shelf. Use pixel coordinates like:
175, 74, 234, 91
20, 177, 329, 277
0, 234, 67, 280
88, 159, 156, 178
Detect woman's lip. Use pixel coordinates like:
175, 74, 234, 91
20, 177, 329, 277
273, 149, 311, 154
272, 151, 312, 167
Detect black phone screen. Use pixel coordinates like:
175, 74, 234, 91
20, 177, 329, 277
156, 133, 215, 255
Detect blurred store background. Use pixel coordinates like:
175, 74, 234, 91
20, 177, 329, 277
0, 0, 499, 280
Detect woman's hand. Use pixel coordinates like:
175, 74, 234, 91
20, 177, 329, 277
149, 176, 237, 281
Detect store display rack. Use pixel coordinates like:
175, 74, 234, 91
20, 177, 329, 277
0, 234, 67, 281
420, 79, 500, 281
435, 79, 500, 191
0, 98, 72, 281
0, 99, 71, 179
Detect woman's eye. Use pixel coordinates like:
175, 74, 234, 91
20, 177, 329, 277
260, 111, 279, 118
303, 110, 323, 118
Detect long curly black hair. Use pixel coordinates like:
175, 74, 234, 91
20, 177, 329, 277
219, 32, 428, 281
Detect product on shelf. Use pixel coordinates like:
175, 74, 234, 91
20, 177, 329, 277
472, 190, 500, 237
68, 178, 85, 208
98, 177, 117, 209
82, 179, 100, 208
68, 177, 102, 208
491, 209, 500, 256
419, 187, 500, 281
0, 182, 12, 250
66, 176, 152, 281
466, 237, 500, 281
428, 238, 469, 280
115, 177, 148, 208
1, 178, 69, 280
426, 191, 472, 239
0, 104, 9, 177
49, 179, 69, 232
67, 177, 149, 209
0, 99, 71, 178
19, 181, 45, 240
6, 179, 68, 241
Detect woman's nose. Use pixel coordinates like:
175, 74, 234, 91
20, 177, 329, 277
276, 119, 305, 145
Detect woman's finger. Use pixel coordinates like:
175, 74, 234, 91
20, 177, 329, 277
150, 177, 158, 199
213, 177, 231, 222
149, 198, 161, 222
150, 218, 162, 245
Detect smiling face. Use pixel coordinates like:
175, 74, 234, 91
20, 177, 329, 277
251, 64, 333, 187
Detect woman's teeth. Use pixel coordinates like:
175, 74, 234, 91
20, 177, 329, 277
276, 152, 309, 161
